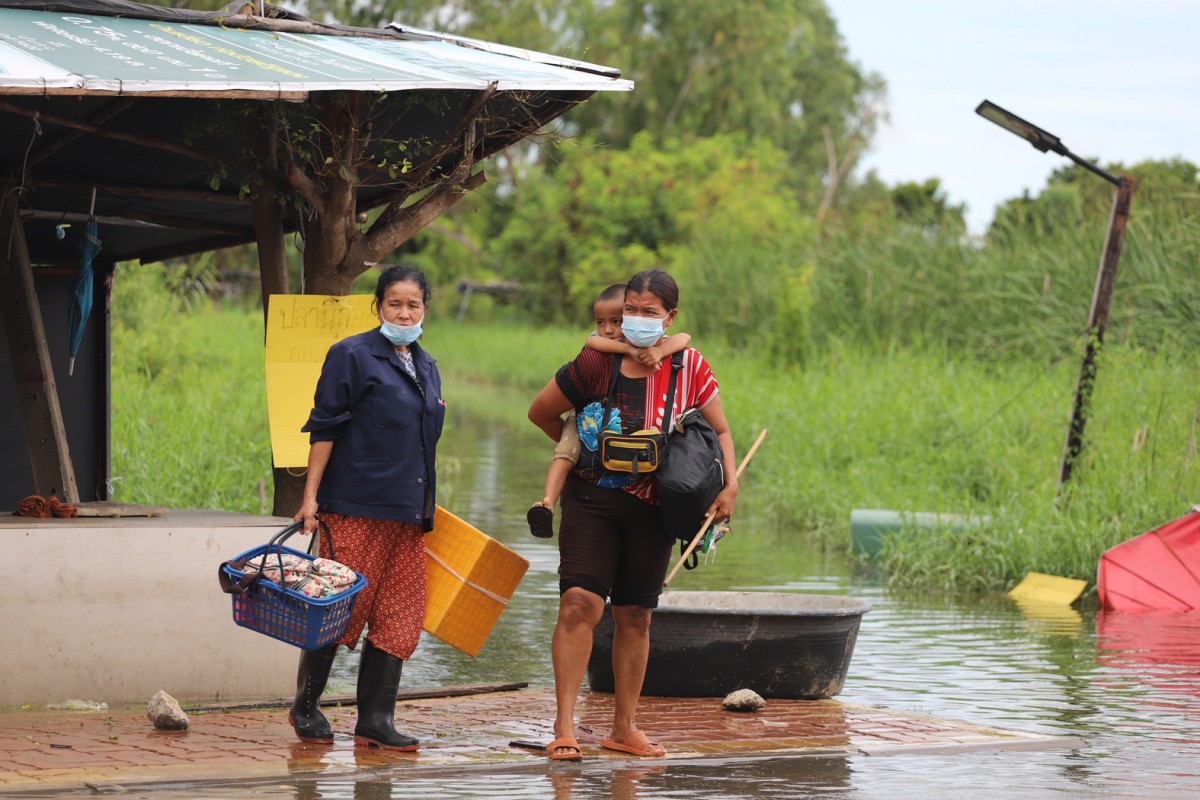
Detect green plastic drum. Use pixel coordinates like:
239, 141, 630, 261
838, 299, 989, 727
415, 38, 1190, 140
850, 508, 987, 557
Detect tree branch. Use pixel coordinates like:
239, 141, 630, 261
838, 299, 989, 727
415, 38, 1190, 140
662, 56, 706, 135
282, 159, 323, 214
425, 219, 490, 262
365, 170, 487, 260
818, 125, 864, 221
818, 126, 839, 221
374, 83, 496, 229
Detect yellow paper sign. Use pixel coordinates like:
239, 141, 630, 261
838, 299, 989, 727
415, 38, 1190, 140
264, 294, 376, 468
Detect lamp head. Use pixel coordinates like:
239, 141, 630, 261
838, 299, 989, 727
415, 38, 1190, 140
976, 100, 1069, 156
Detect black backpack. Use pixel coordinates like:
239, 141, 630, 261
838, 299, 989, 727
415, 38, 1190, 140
657, 352, 725, 569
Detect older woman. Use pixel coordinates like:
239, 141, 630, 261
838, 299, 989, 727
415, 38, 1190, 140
290, 264, 446, 752
527, 269, 738, 760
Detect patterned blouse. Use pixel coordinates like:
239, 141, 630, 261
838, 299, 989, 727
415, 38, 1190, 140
554, 347, 719, 503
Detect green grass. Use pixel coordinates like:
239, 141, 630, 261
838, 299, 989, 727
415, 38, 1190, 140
431, 321, 1200, 594
110, 267, 272, 513
109, 230, 1200, 595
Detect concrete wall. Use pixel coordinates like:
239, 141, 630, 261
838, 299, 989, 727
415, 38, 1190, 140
2, 510, 307, 706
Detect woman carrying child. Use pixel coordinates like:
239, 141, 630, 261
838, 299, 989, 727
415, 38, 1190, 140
527, 269, 738, 760
527, 283, 690, 538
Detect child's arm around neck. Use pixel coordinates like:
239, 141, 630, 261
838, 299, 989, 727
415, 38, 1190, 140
584, 332, 638, 356
584, 331, 692, 368
631, 332, 691, 368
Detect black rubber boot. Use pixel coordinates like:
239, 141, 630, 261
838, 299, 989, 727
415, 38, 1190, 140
288, 643, 338, 743
354, 639, 420, 751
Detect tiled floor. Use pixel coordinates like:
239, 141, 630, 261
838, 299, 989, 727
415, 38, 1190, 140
0, 688, 1078, 793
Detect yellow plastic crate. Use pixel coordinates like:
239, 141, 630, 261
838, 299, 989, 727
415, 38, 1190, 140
424, 505, 530, 657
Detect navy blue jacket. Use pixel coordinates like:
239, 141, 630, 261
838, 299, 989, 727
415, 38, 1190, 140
301, 329, 444, 530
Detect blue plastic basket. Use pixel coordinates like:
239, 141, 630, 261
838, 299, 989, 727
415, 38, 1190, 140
221, 537, 367, 651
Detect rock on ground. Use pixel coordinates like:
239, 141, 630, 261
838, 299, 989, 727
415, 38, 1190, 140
723, 689, 767, 712
146, 690, 189, 730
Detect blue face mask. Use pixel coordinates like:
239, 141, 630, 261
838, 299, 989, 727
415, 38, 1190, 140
621, 314, 666, 348
380, 320, 422, 346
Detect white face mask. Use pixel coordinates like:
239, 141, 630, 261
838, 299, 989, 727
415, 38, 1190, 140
380, 320, 422, 346
621, 314, 665, 347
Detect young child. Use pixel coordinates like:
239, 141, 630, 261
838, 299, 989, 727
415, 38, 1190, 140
527, 284, 691, 538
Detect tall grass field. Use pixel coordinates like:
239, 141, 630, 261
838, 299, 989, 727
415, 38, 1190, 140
430, 322, 1200, 594
111, 261, 1200, 597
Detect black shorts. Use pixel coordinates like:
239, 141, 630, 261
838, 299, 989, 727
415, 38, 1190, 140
558, 472, 675, 608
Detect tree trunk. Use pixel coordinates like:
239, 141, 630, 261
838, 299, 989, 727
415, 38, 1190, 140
242, 111, 307, 517
272, 467, 306, 519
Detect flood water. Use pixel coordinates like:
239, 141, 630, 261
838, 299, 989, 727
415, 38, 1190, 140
157, 384, 1200, 798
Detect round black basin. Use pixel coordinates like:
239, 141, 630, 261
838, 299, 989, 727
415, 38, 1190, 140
587, 591, 872, 699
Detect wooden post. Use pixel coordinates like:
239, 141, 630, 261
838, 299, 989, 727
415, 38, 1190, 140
239, 113, 305, 517
241, 111, 289, 325
1058, 176, 1135, 488
1, 190, 81, 502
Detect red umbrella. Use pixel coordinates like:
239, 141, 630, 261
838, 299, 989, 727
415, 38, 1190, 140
1098, 511, 1200, 611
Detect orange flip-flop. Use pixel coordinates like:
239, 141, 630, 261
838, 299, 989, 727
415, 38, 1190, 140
600, 730, 666, 757
547, 735, 583, 761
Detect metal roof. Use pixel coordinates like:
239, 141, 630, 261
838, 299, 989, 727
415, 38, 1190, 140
0, 0, 630, 266
0, 7, 630, 96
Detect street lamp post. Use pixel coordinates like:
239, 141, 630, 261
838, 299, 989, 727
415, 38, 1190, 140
975, 100, 1135, 489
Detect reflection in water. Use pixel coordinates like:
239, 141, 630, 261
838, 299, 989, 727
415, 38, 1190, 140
1013, 598, 1085, 635
276, 757, 854, 800
548, 765, 668, 800
575, 692, 851, 754
1096, 610, 1200, 701
286, 739, 334, 775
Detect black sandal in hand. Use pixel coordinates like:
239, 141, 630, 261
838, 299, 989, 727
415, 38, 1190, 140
527, 505, 554, 538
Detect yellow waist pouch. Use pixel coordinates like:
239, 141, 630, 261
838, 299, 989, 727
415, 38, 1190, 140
599, 429, 665, 476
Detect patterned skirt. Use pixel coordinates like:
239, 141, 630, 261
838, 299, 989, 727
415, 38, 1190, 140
318, 513, 426, 660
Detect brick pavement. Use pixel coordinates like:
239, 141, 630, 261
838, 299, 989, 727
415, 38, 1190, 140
0, 688, 1079, 794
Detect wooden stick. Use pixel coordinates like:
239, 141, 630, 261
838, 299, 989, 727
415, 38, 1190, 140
663, 428, 768, 587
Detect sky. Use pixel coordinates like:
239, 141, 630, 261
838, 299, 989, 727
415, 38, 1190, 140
823, 0, 1200, 233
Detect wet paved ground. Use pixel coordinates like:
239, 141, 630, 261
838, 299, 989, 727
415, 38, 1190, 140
0, 687, 1079, 794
